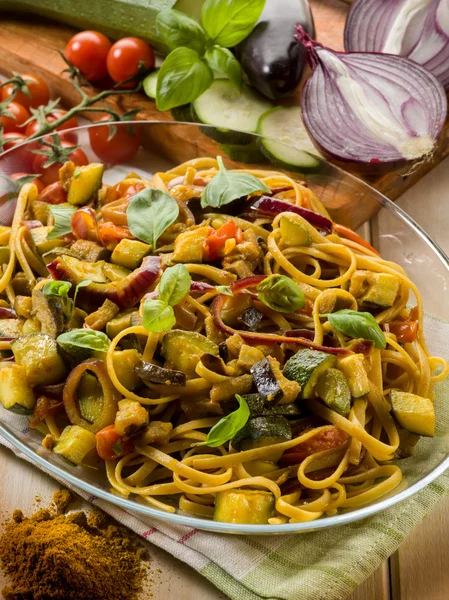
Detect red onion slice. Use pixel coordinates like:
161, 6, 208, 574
295, 26, 447, 168
251, 196, 333, 233
345, 0, 449, 89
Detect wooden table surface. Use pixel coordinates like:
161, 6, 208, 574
1, 157, 449, 599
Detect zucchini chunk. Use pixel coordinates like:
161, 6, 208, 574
161, 330, 219, 377
78, 373, 103, 424
11, 333, 67, 386
232, 415, 292, 451
66, 162, 104, 206
172, 226, 211, 263
349, 270, 400, 308
316, 368, 351, 416
32, 288, 65, 337
54, 425, 97, 465
243, 393, 302, 418
0, 364, 35, 414
251, 356, 301, 404
338, 354, 370, 398
0, 318, 21, 338
280, 213, 312, 247
390, 389, 435, 437
283, 349, 336, 399
111, 239, 151, 270
214, 489, 275, 524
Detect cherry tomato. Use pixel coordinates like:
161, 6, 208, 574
65, 30, 112, 82
0, 132, 34, 169
97, 221, 134, 250
0, 102, 30, 133
106, 37, 154, 86
279, 427, 349, 467
1, 74, 50, 110
37, 181, 68, 205
32, 143, 88, 186
95, 425, 134, 461
89, 116, 141, 164
10, 172, 44, 193
1, 132, 27, 152
25, 111, 79, 143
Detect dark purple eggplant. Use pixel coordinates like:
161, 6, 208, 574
235, 0, 315, 100
134, 360, 186, 387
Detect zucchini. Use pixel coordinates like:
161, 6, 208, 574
172, 226, 211, 263
111, 239, 151, 270
219, 141, 267, 164
232, 415, 292, 451
11, 333, 67, 386
106, 309, 136, 339
243, 393, 301, 418
193, 80, 272, 144
171, 104, 197, 122
161, 330, 219, 377
349, 271, 400, 308
78, 373, 103, 424
316, 368, 351, 416
0, 318, 21, 338
283, 349, 337, 399
30, 226, 63, 255
279, 213, 312, 247
65, 163, 104, 206
113, 349, 142, 391
338, 354, 371, 398
143, 69, 159, 99
0, 364, 35, 414
214, 489, 275, 525
257, 106, 321, 172
0, 246, 10, 264
54, 425, 96, 465
2, 0, 178, 53
32, 288, 65, 337
102, 262, 131, 282
71, 239, 111, 263
390, 389, 435, 437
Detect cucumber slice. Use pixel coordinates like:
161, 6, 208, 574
220, 141, 268, 164
193, 80, 272, 144
143, 69, 159, 99
257, 106, 321, 172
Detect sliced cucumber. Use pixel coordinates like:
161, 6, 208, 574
219, 141, 268, 165
143, 69, 159, 99
257, 106, 321, 172
193, 80, 272, 144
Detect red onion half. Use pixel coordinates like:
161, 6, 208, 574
345, 0, 449, 89
295, 26, 447, 169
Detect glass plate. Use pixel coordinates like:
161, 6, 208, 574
1, 121, 448, 534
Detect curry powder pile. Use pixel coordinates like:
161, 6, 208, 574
0, 492, 149, 600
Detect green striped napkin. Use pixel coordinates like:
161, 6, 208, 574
1, 313, 449, 600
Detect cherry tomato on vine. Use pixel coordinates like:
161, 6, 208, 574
25, 111, 79, 143
32, 143, 88, 186
88, 116, 141, 164
1, 133, 33, 169
65, 31, 112, 82
1, 132, 27, 152
1, 74, 50, 110
0, 102, 30, 133
106, 37, 154, 86
37, 181, 68, 204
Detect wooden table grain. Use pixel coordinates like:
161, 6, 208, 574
1, 158, 449, 599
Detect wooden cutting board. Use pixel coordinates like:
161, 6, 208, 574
0, 1, 447, 228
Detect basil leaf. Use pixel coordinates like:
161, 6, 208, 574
257, 274, 305, 312
201, 0, 266, 47
216, 285, 233, 296
127, 188, 179, 249
159, 264, 191, 307
201, 155, 270, 208
156, 9, 206, 54
327, 309, 387, 350
42, 280, 72, 298
204, 46, 242, 88
143, 299, 176, 333
196, 394, 250, 447
156, 47, 213, 111
57, 329, 111, 352
47, 205, 76, 240
73, 279, 92, 310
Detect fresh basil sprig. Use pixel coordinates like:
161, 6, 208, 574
143, 264, 192, 333
42, 281, 72, 299
195, 394, 250, 447
201, 156, 270, 209
155, 0, 265, 110
326, 309, 386, 349
127, 188, 179, 249
57, 329, 111, 353
47, 205, 77, 240
257, 274, 305, 312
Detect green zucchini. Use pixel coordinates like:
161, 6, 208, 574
11, 333, 67, 386
1, 0, 179, 53
161, 330, 219, 377
78, 373, 103, 424
283, 349, 336, 399
54, 425, 96, 465
231, 415, 292, 451
279, 213, 312, 247
214, 489, 275, 525
106, 309, 136, 339
0, 364, 35, 414
243, 393, 302, 418
257, 106, 321, 172
219, 141, 267, 164
111, 239, 151, 270
390, 389, 435, 437
316, 368, 351, 416
338, 354, 371, 398
67, 163, 104, 206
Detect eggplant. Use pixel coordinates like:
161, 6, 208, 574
238, 307, 264, 331
134, 360, 187, 387
235, 0, 315, 100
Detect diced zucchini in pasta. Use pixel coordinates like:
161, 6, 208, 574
54, 426, 96, 465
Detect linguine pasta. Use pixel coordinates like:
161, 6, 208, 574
0, 156, 447, 525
